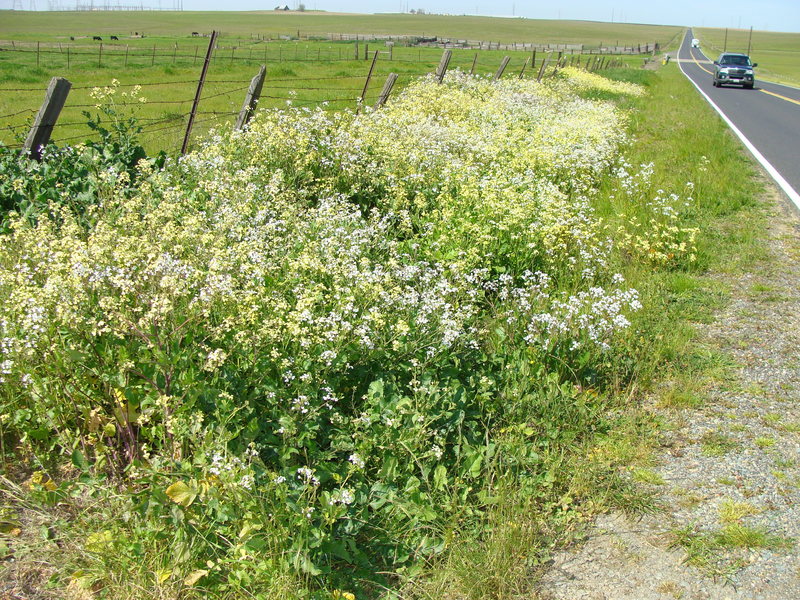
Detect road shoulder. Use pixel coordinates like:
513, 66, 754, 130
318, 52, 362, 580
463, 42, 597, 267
537, 183, 800, 599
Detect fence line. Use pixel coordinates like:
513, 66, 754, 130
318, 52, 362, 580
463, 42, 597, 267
0, 38, 658, 69
2, 50, 625, 155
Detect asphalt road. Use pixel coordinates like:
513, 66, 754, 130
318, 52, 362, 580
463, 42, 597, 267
677, 29, 800, 209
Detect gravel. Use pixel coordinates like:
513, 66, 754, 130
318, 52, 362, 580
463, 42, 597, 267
538, 188, 800, 599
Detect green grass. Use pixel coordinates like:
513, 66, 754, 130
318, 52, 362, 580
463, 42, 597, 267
672, 523, 792, 581
0, 39, 636, 154
701, 432, 740, 457
695, 27, 800, 86
0, 11, 682, 46
0, 11, 680, 153
718, 499, 758, 523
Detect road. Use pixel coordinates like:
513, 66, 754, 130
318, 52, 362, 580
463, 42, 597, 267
676, 29, 800, 210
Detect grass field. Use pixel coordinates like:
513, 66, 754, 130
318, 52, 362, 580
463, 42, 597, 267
0, 43, 625, 154
695, 27, 800, 86
0, 12, 678, 154
1, 11, 682, 46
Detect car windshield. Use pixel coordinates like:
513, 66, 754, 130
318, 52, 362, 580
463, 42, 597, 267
721, 55, 751, 66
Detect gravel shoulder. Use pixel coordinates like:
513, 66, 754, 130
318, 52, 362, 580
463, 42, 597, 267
538, 184, 800, 600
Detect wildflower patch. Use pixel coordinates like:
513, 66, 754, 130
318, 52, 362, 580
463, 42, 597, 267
0, 70, 693, 597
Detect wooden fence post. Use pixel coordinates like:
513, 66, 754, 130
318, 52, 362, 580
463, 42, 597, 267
36, 41, 40, 67
98, 43, 103, 68
23, 77, 71, 161
125, 44, 129, 67
365, 43, 369, 60
536, 52, 552, 81
435, 49, 452, 83
151, 44, 156, 66
182, 30, 218, 155
493, 55, 510, 80
67, 45, 70, 69
374, 72, 398, 109
518, 57, 529, 78
354, 40, 359, 60
235, 65, 266, 130
470, 52, 478, 75
357, 50, 379, 113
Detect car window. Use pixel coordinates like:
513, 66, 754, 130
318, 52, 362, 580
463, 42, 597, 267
721, 55, 750, 66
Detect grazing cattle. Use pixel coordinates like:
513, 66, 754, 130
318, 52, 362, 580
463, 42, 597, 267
110, 35, 119, 40
191, 31, 200, 36
93, 36, 102, 41
70, 36, 74, 41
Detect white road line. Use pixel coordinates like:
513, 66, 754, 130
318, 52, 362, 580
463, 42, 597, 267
677, 36, 800, 212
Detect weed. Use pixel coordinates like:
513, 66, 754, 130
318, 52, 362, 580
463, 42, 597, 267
754, 437, 776, 449
700, 432, 740, 457
718, 499, 758, 524
632, 468, 665, 486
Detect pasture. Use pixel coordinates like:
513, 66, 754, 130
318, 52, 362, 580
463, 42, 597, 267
0, 10, 682, 46
695, 27, 800, 86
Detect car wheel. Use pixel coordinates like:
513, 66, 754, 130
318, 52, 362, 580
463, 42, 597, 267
744, 83, 753, 89
712, 79, 718, 87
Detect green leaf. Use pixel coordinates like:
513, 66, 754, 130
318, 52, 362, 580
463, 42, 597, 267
297, 553, 322, 575
320, 540, 353, 562
165, 481, 197, 507
71, 449, 89, 472
433, 464, 448, 491
468, 454, 483, 479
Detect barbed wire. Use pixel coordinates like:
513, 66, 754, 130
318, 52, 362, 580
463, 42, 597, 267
0, 108, 36, 120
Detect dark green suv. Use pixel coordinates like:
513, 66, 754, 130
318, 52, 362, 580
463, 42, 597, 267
713, 53, 757, 88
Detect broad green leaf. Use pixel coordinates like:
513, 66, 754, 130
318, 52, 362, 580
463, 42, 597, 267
71, 448, 89, 472
433, 464, 448, 491
468, 454, 483, 478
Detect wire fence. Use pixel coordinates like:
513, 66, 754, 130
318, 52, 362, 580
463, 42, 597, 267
0, 42, 628, 155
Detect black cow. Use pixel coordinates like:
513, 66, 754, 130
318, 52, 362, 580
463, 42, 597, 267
191, 31, 200, 36
110, 35, 119, 40
70, 36, 74, 41
93, 36, 102, 41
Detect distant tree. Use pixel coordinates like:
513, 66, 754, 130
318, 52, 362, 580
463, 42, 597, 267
298, 2, 306, 10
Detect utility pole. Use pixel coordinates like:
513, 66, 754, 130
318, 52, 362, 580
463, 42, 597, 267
723, 28, 728, 52
747, 26, 753, 56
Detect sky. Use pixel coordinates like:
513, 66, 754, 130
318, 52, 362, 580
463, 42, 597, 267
206, 0, 800, 33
